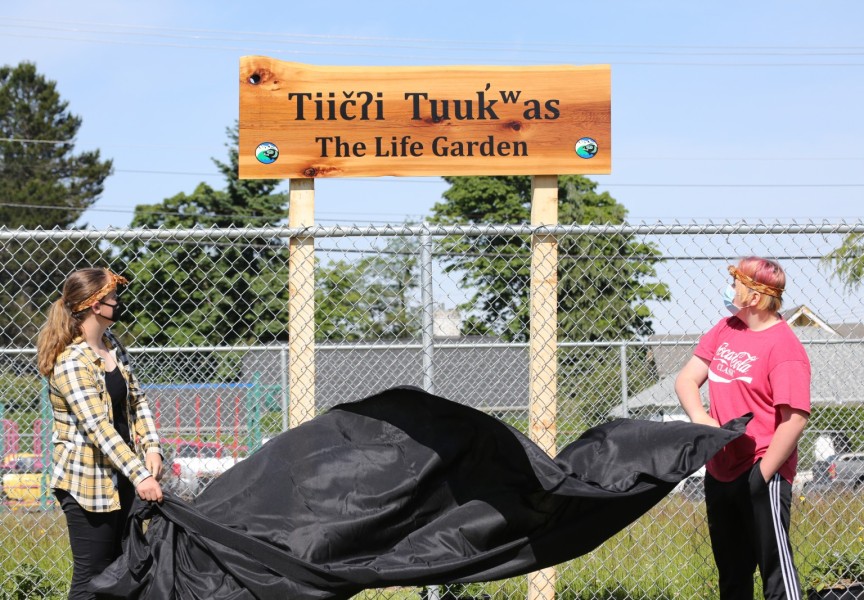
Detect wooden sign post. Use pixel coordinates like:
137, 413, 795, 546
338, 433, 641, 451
529, 175, 559, 600
287, 178, 315, 428
239, 58, 610, 600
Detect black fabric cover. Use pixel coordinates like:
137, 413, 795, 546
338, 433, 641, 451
91, 386, 748, 600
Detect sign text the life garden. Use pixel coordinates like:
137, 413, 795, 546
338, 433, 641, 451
238, 58, 610, 179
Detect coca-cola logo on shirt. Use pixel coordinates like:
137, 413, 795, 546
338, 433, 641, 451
714, 342, 759, 379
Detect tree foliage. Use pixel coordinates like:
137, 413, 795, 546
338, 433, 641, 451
824, 233, 864, 290
0, 61, 112, 229
316, 235, 421, 342
118, 124, 290, 349
0, 239, 109, 348
0, 62, 110, 348
430, 175, 669, 342
119, 124, 421, 357
430, 175, 670, 428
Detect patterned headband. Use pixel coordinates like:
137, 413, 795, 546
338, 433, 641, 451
70, 270, 129, 313
728, 265, 783, 298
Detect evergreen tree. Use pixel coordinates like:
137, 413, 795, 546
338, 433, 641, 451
0, 61, 112, 228
0, 62, 111, 348
118, 123, 290, 351
316, 235, 421, 342
120, 124, 421, 359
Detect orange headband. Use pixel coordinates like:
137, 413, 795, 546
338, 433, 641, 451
728, 265, 783, 298
70, 270, 129, 313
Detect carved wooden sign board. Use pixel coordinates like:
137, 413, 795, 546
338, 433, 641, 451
238, 57, 610, 179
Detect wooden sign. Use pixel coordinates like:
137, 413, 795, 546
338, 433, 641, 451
239, 57, 610, 179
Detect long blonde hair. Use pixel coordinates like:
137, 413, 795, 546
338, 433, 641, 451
37, 268, 112, 377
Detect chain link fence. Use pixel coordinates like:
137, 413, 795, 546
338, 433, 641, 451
1, 220, 863, 598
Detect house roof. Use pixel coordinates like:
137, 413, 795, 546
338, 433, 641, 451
781, 305, 838, 334
829, 322, 864, 339
612, 313, 864, 417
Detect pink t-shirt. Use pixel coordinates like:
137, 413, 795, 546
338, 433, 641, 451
694, 316, 811, 482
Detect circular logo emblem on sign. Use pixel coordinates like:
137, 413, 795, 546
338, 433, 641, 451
255, 142, 279, 164
574, 137, 598, 159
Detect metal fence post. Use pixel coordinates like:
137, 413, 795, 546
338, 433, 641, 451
40, 377, 52, 510
620, 343, 629, 418
280, 345, 289, 433
420, 225, 441, 600
246, 372, 262, 451
420, 223, 435, 395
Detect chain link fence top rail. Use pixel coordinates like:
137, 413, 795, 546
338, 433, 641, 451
1, 220, 863, 598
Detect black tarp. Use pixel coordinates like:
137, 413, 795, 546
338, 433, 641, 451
92, 386, 748, 599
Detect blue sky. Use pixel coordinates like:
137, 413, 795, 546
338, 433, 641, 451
1, 1, 863, 230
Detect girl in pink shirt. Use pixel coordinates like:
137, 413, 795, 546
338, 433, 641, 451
676, 257, 810, 600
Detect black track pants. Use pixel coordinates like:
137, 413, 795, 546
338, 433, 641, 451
705, 463, 802, 600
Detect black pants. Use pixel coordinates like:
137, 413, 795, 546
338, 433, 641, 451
705, 463, 802, 600
55, 476, 135, 600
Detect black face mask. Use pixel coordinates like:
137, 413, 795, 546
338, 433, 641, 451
98, 298, 125, 323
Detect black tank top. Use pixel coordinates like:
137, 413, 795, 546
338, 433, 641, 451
105, 366, 131, 445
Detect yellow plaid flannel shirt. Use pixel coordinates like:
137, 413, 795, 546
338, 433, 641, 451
49, 330, 161, 512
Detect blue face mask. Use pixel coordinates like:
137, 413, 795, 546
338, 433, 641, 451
722, 285, 739, 314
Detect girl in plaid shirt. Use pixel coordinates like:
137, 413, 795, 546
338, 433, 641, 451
37, 268, 163, 600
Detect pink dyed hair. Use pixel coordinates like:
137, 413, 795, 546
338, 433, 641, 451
735, 256, 785, 311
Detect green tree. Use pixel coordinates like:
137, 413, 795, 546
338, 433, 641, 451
824, 233, 864, 290
0, 61, 112, 228
430, 175, 669, 429
0, 61, 111, 348
316, 235, 421, 342
118, 124, 290, 354
0, 239, 108, 349
120, 123, 421, 375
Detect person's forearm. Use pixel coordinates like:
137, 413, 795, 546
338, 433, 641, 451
760, 413, 808, 480
675, 378, 714, 425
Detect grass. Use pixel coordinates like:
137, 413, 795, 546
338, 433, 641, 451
0, 509, 69, 598
1, 493, 860, 599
